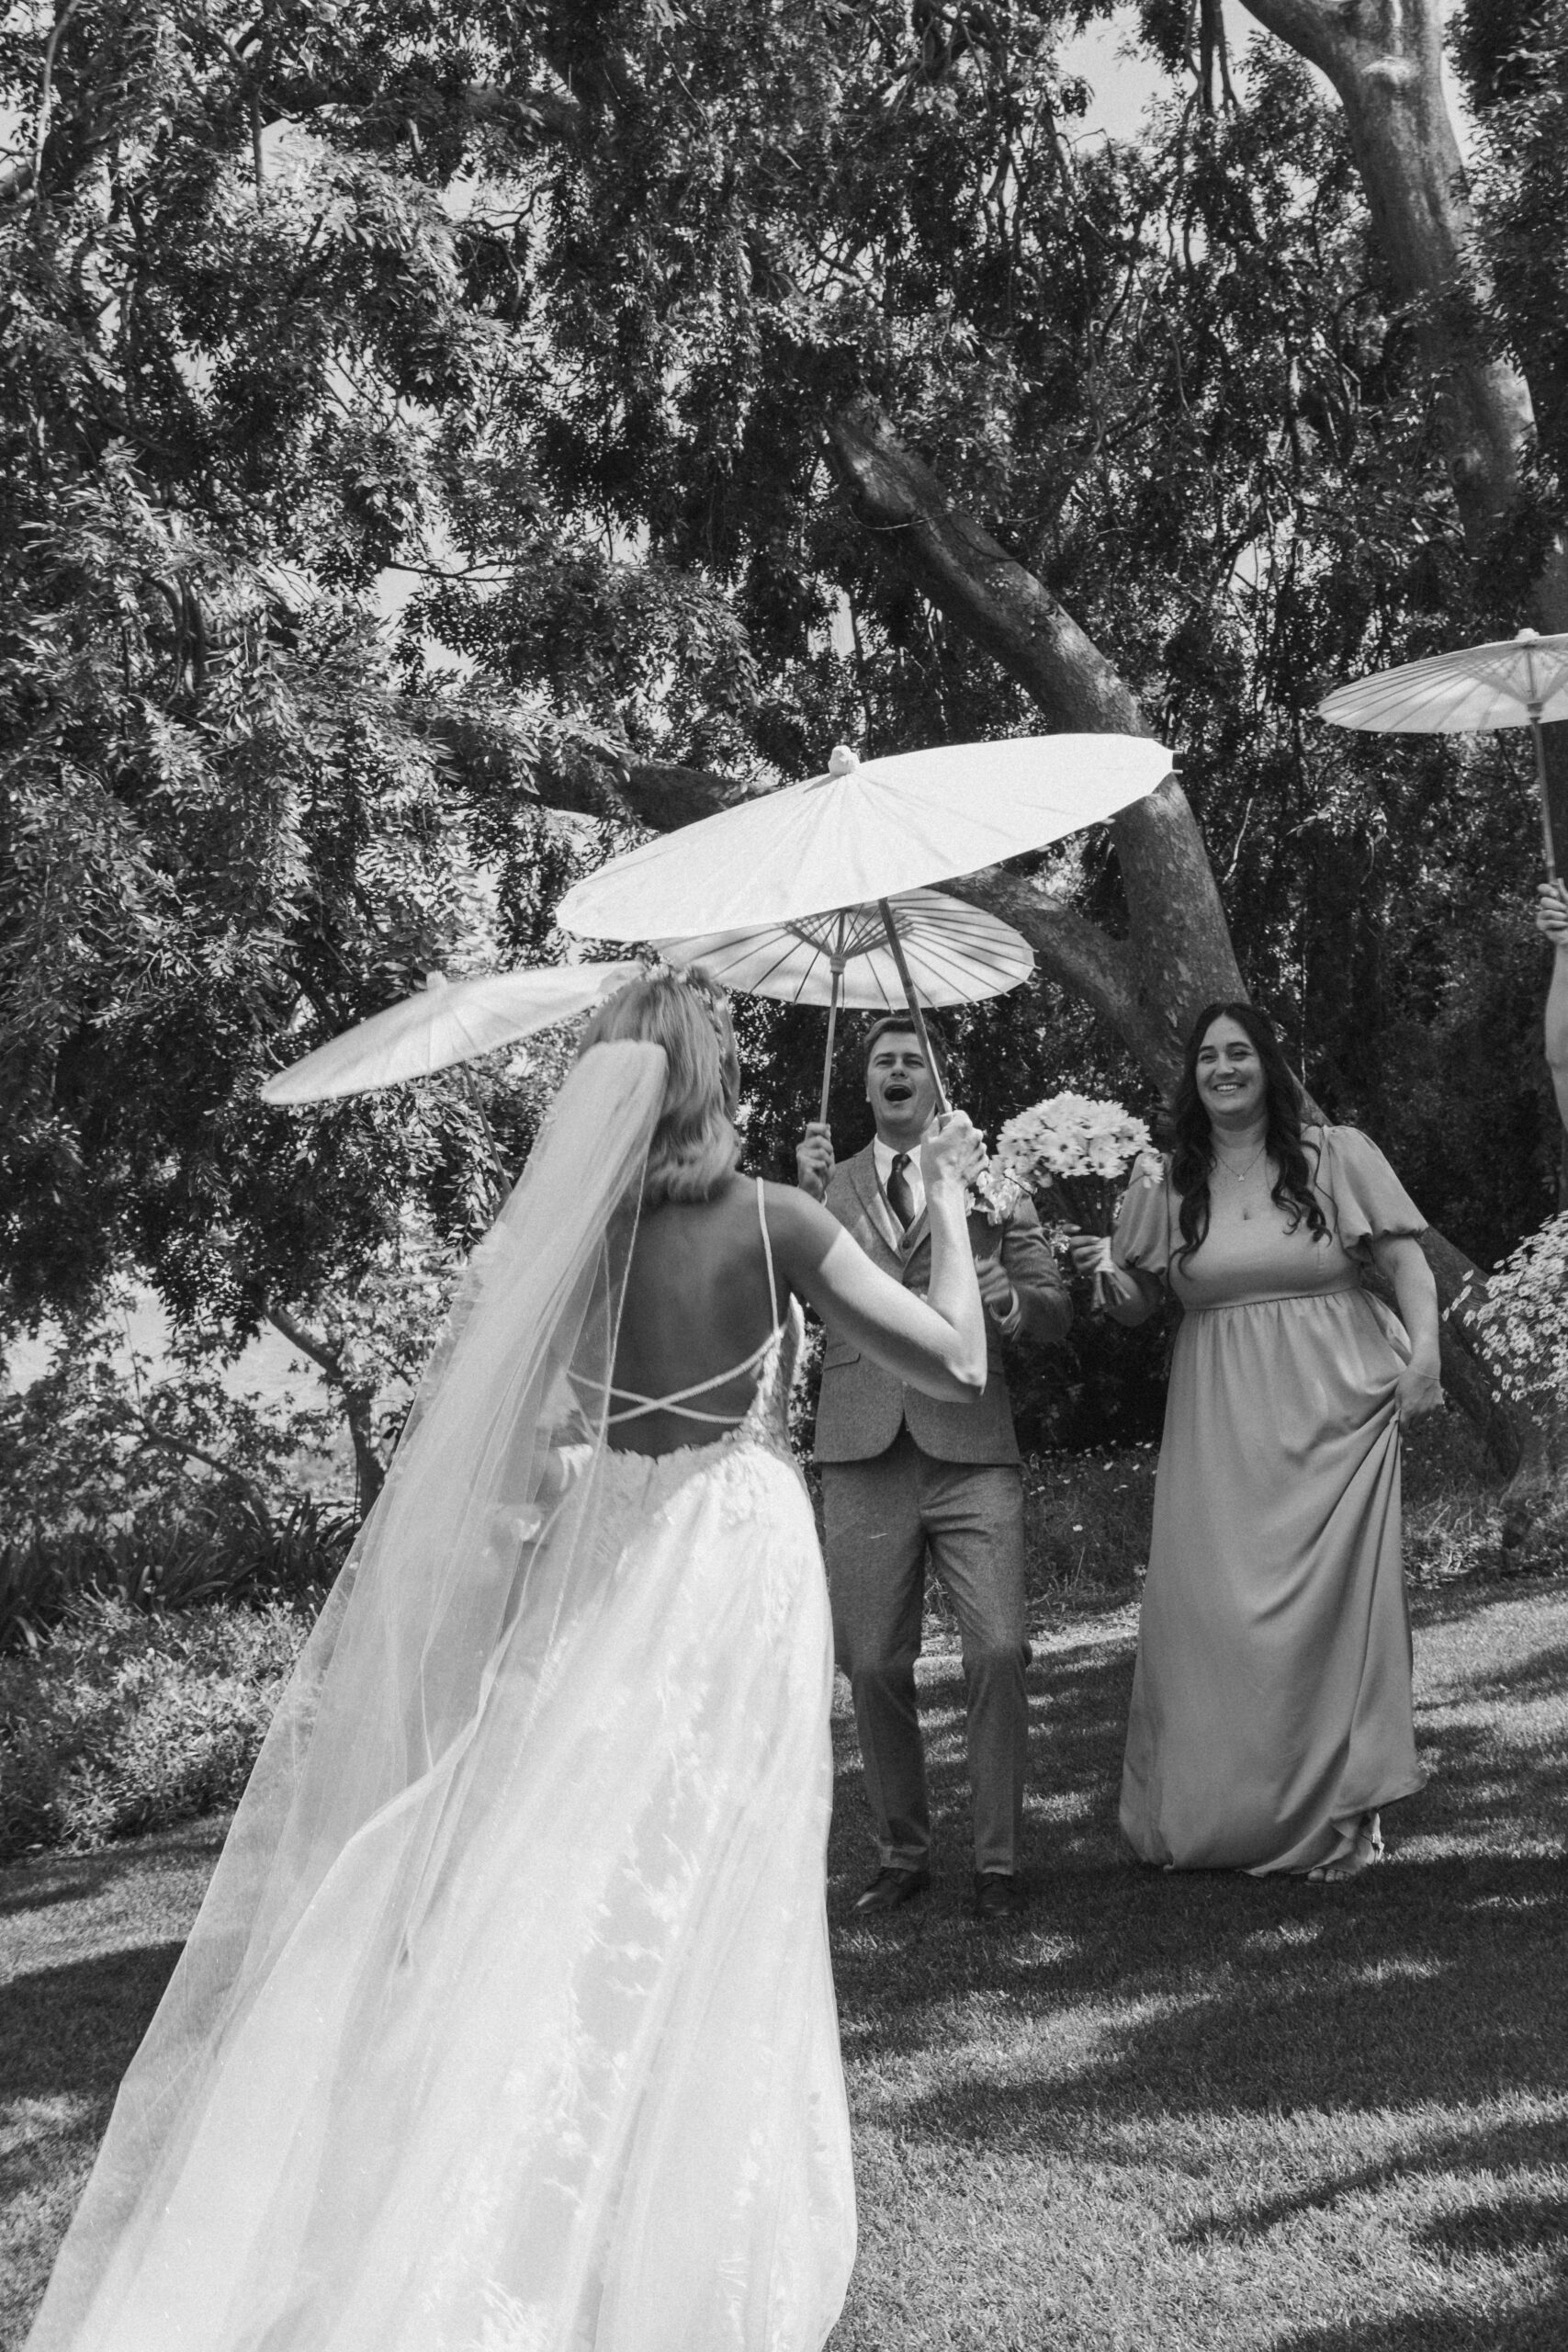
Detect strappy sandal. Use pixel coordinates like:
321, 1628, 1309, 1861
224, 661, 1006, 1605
1308, 1811, 1384, 1883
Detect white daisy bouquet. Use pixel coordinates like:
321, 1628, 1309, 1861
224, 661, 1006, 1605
1463, 1212, 1568, 1408
995, 1090, 1153, 1235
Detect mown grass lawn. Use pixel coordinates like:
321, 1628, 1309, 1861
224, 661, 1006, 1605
3, 1577, 1565, 2350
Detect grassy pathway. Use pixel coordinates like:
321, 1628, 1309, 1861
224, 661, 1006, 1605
4, 1580, 1565, 2349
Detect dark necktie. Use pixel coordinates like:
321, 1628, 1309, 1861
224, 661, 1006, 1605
886, 1151, 914, 1230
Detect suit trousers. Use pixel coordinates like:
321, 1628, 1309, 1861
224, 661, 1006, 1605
823, 1427, 1029, 1875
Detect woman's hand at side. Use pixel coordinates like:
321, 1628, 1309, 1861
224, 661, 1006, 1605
1370, 1233, 1444, 1426
1393, 1360, 1445, 1425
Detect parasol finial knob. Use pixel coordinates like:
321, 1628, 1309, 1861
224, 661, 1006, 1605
1516, 627, 1540, 642
827, 743, 859, 777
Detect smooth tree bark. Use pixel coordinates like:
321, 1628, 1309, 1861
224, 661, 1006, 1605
1236, 0, 1567, 1494
822, 400, 1247, 1089
563, 401, 1517, 1467
1237, 0, 1568, 886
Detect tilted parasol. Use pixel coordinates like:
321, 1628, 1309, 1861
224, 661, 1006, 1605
656, 889, 1035, 1119
1317, 628, 1568, 879
259, 962, 642, 1103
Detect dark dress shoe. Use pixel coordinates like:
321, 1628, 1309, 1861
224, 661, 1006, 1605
854, 1865, 931, 1914
973, 1871, 1023, 1922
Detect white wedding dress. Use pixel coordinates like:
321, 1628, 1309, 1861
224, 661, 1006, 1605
27, 1048, 854, 2352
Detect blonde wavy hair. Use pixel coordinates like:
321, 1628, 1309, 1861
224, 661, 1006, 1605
579, 965, 741, 1206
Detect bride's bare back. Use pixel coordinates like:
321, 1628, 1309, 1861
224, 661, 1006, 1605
607, 1128, 991, 1458
606, 1176, 787, 1455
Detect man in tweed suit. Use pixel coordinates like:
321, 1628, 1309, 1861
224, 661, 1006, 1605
797, 1016, 1071, 1919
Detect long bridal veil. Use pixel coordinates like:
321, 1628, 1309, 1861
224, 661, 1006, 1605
27, 1040, 669, 2350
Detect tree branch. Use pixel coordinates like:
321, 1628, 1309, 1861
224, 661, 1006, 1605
942, 870, 1174, 1073
264, 1301, 345, 1385
1236, 0, 1540, 554
123, 1410, 274, 1524
824, 398, 1247, 1066
826, 397, 1148, 734
29, 0, 84, 215
265, 1305, 385, 1516
1236, 0, 1568, 998
611, 760, 769, 828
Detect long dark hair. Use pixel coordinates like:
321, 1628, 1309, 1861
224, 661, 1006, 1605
1168, 1002, 1326, 1269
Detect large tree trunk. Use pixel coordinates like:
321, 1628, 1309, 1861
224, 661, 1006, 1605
577, 401, 1514, 1465
822, 397, 1246, 1083
1235, 0, 1562, 1489
1237, 0, 1568, 910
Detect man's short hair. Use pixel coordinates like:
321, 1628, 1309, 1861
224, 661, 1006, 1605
861, 1012, 949, 1081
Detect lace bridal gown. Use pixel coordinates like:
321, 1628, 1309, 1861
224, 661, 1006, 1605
27, 1046, 855, 2352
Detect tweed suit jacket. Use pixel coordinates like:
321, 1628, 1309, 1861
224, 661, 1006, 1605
813, 1141, 1072, 1466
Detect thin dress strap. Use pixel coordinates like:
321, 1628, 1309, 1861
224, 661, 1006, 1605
756, 1173, 780, 1329
604, 1179, 786, 1427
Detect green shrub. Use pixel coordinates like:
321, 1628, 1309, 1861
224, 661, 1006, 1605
0, 1310, 353, 1652
0, 1596, 310, 1859
0, 1493, 355, 1654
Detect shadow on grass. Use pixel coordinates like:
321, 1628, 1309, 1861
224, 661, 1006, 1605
1, 1942, 185, 2110
1420, 1635, 1568, 1707
1266, 2267, 1566, 2352
1173, 2142, 1568, 2348
0, 1864, 117, 1921
828, 1588, 1568, 2290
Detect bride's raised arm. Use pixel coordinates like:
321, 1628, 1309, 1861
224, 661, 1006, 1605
768, 1112, 987, 1402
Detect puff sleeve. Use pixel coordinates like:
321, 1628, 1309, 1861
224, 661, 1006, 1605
1111, 1152, 1174, 1283
1314, 1125, 1427, 1261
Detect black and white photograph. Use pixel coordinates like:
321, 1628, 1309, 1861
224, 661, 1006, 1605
2, 3, 1566, 2346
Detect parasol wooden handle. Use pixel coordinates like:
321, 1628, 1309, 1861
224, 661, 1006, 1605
876, 899, 953, 1117
818, 963, 843, 1126
1529, 706, 1559, 883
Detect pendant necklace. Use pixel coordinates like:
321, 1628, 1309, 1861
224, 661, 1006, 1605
1213, 1139, 1268, 1185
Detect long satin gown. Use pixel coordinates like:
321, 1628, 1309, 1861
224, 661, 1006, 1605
30, 1282, 854, 2349
1113, 1125, 1427, 1875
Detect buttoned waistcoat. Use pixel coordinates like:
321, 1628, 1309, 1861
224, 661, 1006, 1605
813, 1142, 1072, 1466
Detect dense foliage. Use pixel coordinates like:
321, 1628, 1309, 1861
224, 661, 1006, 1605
2, 1, 1562, 1464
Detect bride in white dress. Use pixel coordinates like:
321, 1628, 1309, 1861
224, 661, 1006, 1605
26, 966, 987, 2352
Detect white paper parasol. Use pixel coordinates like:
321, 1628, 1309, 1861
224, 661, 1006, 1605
260, 962, 641, 1103
1317, 628, 1568, 878
558, 733, 1171, 1109
557, 735, 1169, 938
658, 889, 1034, 1119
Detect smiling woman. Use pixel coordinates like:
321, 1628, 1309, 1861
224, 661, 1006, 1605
1067, 1001, 1444, 1881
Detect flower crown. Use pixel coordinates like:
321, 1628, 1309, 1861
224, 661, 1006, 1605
637, 956, 733, 1052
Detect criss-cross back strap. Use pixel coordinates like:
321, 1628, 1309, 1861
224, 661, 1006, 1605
605, 1180, 784, 1426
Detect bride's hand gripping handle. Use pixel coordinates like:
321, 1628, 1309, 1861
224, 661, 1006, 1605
919, 1106, 986, 1200
918, 1111, 988, 1391
775, 1110, 988, 1402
